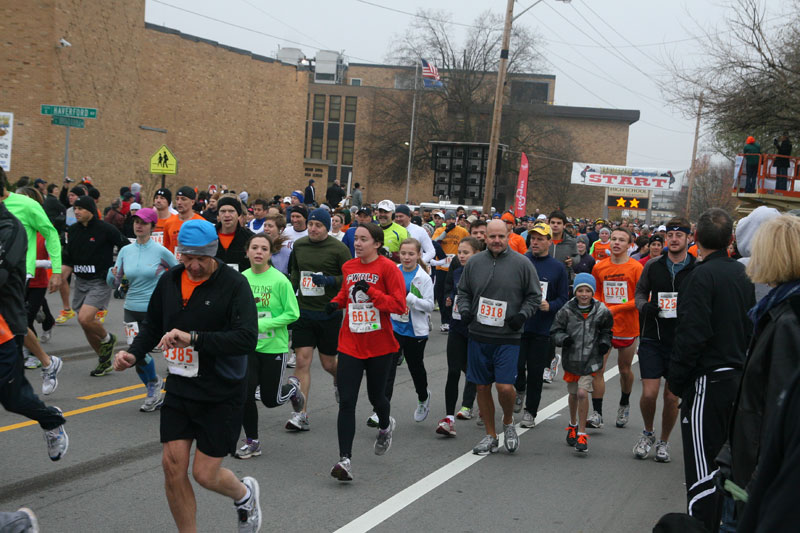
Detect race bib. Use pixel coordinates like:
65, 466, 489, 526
163, 346, 198, 377
604, 281, 628, 304
349, 303, 381, 333
391, 308, 410, 323
227, 263, 239, 272
658, 292, 678, 318
123, 321, 139, 346
300, 271, 325, 296
151, 231, 164, 246
451, 297, 461, 320
257, 311, 275, 340
477, 296, 507, 327
539, 281, 549, 298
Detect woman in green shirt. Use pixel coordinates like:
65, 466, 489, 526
236, 233, 303, 459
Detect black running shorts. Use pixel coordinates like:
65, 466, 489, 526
160, 392, 244, 458
290, 314, 341, 355
637, 338, 673, 380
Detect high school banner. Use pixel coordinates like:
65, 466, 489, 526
514, 152, 529, 217
571, 163, 686, 192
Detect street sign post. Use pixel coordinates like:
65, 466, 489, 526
40, 105, 97, 119
51, 116, 85, 128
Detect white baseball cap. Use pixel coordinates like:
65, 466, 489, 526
537, 214, 547, 220
377, 199, 395, 212
657, 225, 667, 232
282, 196, 292, 204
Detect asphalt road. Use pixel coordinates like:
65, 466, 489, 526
0, 293, 687, 532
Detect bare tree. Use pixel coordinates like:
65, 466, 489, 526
676, 155, 738, 220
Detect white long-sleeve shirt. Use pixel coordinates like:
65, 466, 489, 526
404, 222, 436, 265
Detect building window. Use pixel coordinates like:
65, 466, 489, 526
313, 94, 325, 121
310, 137, 323, 159
327, 137, 338, 164
342, 139, 354, 165
344, 96, 357, 123
350, 78, 362, 86
329, 96, 341, 122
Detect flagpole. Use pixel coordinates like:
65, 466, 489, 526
404, 60, 419, 204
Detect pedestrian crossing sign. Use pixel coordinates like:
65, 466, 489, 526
150, 145, 177, 174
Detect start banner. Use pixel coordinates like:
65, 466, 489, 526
571, 163, 685, 192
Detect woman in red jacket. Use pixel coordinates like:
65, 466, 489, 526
326, 223, 406, 482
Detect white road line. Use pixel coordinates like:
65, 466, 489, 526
335, 358, 635, 533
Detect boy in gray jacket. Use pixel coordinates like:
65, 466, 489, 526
551, 273, 613, 453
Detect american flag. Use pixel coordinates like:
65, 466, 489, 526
420, 58, 443, 88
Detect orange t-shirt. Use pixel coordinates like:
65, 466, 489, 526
163, 213, 205, 253
688, 244, 698, 257
181, 270, 205, 307
552, 239, 563, 245
432, 225, 469, 270
593, 256, 643, 338
0, 313, 13, 344
218, 232, 235, 250
508, 232, 528, 254
591, 240, 611, 261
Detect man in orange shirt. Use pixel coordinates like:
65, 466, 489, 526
432, 211, 469, 332
151, 188, 173, 246
500, 212, 527, 254
163, 186, 205, 254
591, 227, 643, 429
590, 227, 612, 261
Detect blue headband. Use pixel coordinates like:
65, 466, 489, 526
665, 226, 691, 234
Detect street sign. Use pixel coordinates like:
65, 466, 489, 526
607, 195, 649, 209
150, 145, 177, 174
40, 105, 97, 119
0, 112, 13, 171
51, 116, 85, 128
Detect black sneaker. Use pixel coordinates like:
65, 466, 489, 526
575, 433, 589, 453
89, 358, 113, 377
565, 424, 578, 447
98, 333, 117, 359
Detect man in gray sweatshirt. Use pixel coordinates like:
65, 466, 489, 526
457, 220, 541, 456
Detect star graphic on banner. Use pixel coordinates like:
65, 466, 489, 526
616, 197, 626, 207
630, 198, 640, 208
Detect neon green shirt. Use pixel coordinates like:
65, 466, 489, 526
4, 192, 62, 276
242, 266, 299, 354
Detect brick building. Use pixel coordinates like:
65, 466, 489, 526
3, 0, 638, 215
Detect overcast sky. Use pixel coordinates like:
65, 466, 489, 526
145, 0, 784, 171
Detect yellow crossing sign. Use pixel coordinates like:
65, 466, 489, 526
150, 145, 177, 174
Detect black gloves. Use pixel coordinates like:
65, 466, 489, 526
562, 336, 574, 347
459, 310, 474, 325
445, 222, 456, 232
506, 313, 526, 331
352, 280, 370, 301
325, 301, 339, 315
598, 343, 610, 355
643, 300, 660, 316
311, 274, 335, 287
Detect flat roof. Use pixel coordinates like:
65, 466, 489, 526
348, 62, 556, 79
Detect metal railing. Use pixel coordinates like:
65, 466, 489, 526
733, 153, 800, 197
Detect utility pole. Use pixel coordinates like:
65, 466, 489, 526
684, 92, 703, 219
482, 0, 515, 215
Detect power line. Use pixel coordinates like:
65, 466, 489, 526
355, 0, 482, 29
238, 0, 331, 51
575, 0, 663, 67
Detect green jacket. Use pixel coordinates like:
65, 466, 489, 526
289, 235, 352, 314
743, 142, 761, 165
381, 222, 409, 253
243, 266, 299, 354
4, 192, 62, 276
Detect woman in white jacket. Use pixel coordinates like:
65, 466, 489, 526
371, 238, 435, 424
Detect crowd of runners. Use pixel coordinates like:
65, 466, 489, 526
2, 170, 799, 532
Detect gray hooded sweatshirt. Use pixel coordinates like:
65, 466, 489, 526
736, 205, 781, 302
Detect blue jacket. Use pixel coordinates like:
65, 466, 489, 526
523, 253, 569, 337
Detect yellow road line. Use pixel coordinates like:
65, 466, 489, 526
78, 383, 145, 400
0, 393, 148, 433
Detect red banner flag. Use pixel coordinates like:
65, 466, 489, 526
514, 152, 529, 218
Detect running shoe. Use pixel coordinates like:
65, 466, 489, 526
654, 440, 671, 463
16, 507, 39, 532
44, 407, 68, 461
55, 309, 75, 324
504, 423, 519, 453
331, 457, 353, 482
472, 434, 499, 455
374, 416, 396, 456
95, 309, 108, 323
616, 404, 630, 428
366, 412, 379, 428
440, 323, 449, 333
456, 407, 473, 420
237, 476, 262, 533
542, 368, 553, 384
587, 411, 603, 429
285, 411, 309, 431
565, 424, 578, 446
41, 356, 62, 395
254, 385, 261, 402
575, 433, 589, 453
285, 351, 296, 368
414, 390, 431, 422
98, 333, 117, 359
633, 431, 656, 459
287, 376, 305, 413
235, 439, 262, 460
140, 376, 164, 412
549, 354, 561, 380
24, 354, 41, 369
89, 358, 113, 377
520, 410, 535, 428
476, 408, 484, 427
436, 417, 456, 437
39, 328, 52, 344
513, 391, 525, 413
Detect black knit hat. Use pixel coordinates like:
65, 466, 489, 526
73, 195, 97, 217
217, 196, 242, 216
154, 187, 172, 204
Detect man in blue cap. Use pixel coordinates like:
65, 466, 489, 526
114, 219, 261, 532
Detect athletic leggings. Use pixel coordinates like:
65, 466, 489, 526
434, 270, 451, 325
123, 309, 157, 385
242, 352, 297, 441
514, 334, 553, 417
445, 330, 476, 416
337, 352, 393, 459
25, 286, 55, 336
386, 333, 428, 402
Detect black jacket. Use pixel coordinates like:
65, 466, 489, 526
215, 224, 253, 273
304, 184, 316, 205
129, 260, 257, 402
773, 138, 792, 170
326, 184, 345, 207
0, 204, 28, 337
634, 253, 696, 345
729, 293, 800, 489
668, 250, 755, 397
43, 194, 66, 235
63, 217, 128, 280
573, 252, 595, 275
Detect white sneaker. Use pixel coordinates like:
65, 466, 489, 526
366, 412, 380, 428
654, 440, 671, 463
41, 356, 63, 395
542, 368, 552, 384
254, 385, 261, 402
414, 390, 431, 422
236, 476, 262, 532
24, 353, 41, 369
286, 351, 296, 368
549, 354, 561, 380
40, 328, 52, 344
285, 411, 309, 431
